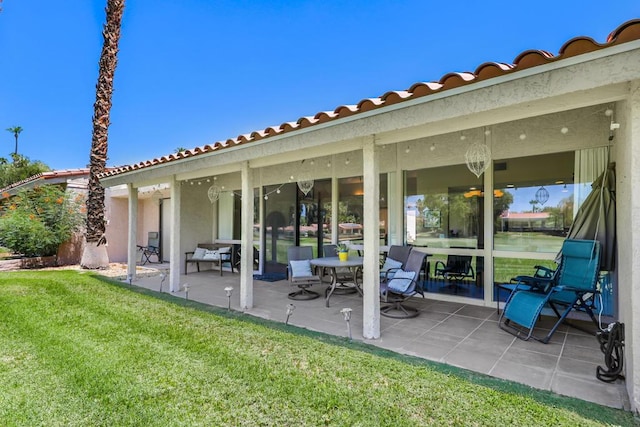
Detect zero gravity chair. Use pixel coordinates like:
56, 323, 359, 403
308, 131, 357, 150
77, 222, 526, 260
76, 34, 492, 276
499, 239, 601, 343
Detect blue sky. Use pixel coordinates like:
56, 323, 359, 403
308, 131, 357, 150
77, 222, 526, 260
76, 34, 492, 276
1, 1, 638, 170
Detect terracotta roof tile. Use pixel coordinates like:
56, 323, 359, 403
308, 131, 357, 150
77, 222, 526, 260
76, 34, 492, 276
100, 19, 640, 180
0, 168, 94, 193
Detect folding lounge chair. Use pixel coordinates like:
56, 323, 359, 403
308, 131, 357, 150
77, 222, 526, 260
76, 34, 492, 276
495, 264, 557, 312
499, 239, 601, 343
138, 232, 160, 265
287, 246, 321, 300
380, 250, 428, 318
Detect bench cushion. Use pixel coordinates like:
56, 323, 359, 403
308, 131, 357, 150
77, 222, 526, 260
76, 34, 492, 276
193, 247, 207, 259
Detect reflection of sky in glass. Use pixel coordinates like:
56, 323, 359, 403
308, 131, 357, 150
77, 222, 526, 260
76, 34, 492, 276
504, 184, 573, 213
406, 184, 576, 214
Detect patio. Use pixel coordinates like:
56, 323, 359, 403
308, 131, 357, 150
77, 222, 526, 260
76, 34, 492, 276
130, 267, 629, 410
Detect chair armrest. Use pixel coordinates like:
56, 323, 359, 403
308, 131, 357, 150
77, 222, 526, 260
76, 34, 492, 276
382, 267, 401, 281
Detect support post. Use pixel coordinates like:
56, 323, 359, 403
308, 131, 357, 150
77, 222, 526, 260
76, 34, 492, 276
127, 183, 138, 280
169, 176, 181, 292
240, 161, 255, 309
362, 136, 380, 339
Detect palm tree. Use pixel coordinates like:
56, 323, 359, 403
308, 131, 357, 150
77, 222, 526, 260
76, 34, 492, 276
81, 0, 125, 268
6, 126, 23, 155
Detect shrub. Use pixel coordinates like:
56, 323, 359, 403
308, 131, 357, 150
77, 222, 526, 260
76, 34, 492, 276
0, 185, 84, 257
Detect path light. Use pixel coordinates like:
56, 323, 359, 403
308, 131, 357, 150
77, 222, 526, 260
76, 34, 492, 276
127, 273, 133, 285
285, 303, 296, 325
183, 283, 190, 300
159, 272, 166, 292
224, 286, 234, 310
341, 308, 353, 340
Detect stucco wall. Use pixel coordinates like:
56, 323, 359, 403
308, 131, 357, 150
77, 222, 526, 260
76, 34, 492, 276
105, 196, 129, 262
180, 182, 214, 272
617, 85, 640, 413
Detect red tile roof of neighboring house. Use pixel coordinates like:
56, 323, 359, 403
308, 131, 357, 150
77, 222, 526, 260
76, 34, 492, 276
100, 19, 640, 180
0, 169, 91, 194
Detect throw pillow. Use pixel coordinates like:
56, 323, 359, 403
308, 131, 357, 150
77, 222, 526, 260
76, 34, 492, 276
193, 247, 207, 259
388, 269, 416, 293
290, 259, 313, 277
203, 249, 220, 261
380, 257, 403, 279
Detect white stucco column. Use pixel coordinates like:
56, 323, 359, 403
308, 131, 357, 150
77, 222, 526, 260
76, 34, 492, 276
169, 176, 181, 292
619, 82, 640, 413
331, 174, 339, 244
362, 136, 380, 339
258, 184, 265, 274
483, 139, 494, 307
240, 161, 254, 309
127, 183, 138, 280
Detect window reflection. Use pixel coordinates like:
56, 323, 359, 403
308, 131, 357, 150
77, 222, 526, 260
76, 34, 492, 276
405, 164, 483, 249
493, 152, 575, 253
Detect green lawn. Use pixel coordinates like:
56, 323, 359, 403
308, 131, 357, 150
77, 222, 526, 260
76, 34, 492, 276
0, 271, 635, 426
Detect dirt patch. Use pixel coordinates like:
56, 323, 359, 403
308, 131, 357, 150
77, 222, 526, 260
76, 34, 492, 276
0, 260, 165, 280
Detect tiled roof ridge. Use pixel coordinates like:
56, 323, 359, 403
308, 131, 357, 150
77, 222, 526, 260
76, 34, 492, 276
0, 168, 94, 193
101, 18, 640, 179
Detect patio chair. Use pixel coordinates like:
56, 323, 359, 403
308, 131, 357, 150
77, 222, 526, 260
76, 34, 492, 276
232, 244, 259, 272
380, 245, 412, 280
287, 246, 321, 300
380, 250, 428, 318
137, 231, 160, 265
434, 254, 474, 282
499, 239, 601, 343
495, 264, 557, 312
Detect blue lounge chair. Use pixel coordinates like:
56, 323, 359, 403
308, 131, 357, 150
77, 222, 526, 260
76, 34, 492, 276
499, 239, 601, 343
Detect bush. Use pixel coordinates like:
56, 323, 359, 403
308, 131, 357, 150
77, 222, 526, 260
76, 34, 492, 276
0, 185, 84, 257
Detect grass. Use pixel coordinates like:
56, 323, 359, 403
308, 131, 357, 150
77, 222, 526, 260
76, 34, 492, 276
0, 271, 636, 426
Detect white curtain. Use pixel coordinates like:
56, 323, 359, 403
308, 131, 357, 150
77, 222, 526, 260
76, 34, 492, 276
573, 147, 609, 218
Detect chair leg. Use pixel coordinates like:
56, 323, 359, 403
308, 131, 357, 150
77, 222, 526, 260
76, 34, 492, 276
288, 287, 320, 300
381, 302, 419, 318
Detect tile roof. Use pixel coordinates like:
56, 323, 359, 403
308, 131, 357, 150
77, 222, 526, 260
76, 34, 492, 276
0, 168, 90, 193
101, 19, 640, 179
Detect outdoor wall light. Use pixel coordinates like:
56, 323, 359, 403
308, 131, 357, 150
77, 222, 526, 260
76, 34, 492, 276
519, 133, 527, 140
285, 303, 296, 325
429, 143, 436, 152
561, 127, 569, 134
224, 286, 233, 310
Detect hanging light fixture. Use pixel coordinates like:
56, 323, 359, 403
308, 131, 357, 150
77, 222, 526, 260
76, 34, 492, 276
297, 172, 314, 196
535, 186, 549, 205
465, 140, 491, 178
207, 185, 221, 203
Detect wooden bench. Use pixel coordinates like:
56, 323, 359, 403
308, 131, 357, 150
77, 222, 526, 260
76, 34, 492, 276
185, 243, 233, 275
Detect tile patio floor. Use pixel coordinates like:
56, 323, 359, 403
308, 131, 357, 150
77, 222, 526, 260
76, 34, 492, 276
130, 266, 629, 410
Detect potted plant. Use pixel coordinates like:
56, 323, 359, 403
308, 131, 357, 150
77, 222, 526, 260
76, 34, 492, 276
336, 243, 349, 261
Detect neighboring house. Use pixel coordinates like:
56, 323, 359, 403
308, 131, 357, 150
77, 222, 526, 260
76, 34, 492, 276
0, 169, 168, 264
0, 169, 91, 264
99, 20, 640, 410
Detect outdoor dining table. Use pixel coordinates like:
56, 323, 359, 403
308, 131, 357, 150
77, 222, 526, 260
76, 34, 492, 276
310, 256, 364, 307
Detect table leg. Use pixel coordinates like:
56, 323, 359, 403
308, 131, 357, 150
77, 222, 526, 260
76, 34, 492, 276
325, 268, 338, 308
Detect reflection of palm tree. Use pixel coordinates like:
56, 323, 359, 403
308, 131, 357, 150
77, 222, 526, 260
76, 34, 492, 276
6, 126, 23, 155
82, 0, 125, 267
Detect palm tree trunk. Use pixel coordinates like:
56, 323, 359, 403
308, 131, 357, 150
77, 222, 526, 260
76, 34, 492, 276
82, 0, 125, 268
